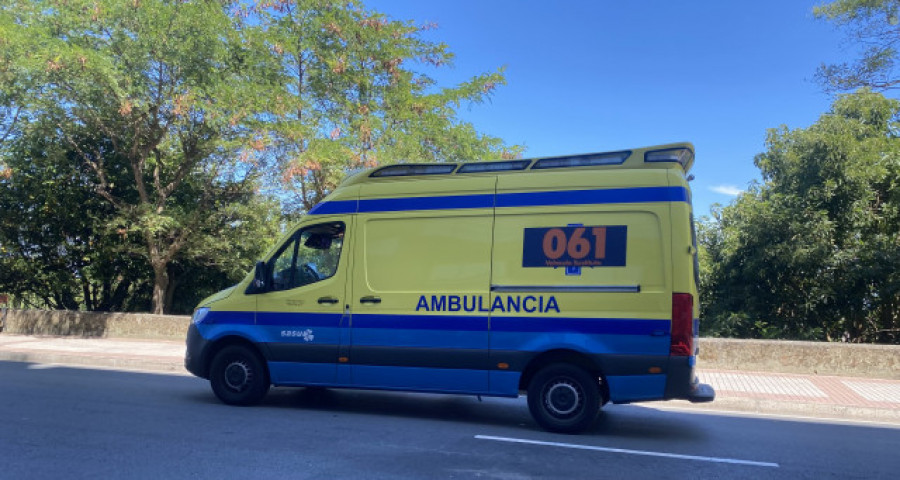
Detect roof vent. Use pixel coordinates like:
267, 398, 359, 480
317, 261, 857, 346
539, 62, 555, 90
370, 164, 458, 177
531, 151, 630, 170
457, 160, 531, 173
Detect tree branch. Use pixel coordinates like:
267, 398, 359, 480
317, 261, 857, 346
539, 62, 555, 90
0, 106, 22, 144
56, 121, 123, 209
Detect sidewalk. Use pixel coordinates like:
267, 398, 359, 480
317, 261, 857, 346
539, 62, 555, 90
664, 369, 900, 425
1, 334, 898, 425
0, 334, 185, 374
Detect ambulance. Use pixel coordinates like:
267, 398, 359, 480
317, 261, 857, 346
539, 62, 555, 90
185, 142, 715, 433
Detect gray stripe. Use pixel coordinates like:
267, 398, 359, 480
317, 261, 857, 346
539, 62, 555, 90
352, 346, 489, 370
267, 344, 339, 364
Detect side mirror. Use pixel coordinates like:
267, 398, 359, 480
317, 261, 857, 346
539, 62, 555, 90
246, 261, 267, 294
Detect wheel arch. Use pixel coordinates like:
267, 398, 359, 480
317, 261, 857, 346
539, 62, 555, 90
518, 349, 610, 404
201, 335, 269, 379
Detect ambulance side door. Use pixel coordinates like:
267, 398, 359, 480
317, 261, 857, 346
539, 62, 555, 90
254, 218, 351, 386
348, 177, 495, 394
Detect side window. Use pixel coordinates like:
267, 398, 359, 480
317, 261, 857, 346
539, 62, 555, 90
268, 222, 345, 292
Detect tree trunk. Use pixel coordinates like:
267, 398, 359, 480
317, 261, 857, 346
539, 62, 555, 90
150, 263, 169, 315
163, 264, 179, 314
98, 278, 131, 312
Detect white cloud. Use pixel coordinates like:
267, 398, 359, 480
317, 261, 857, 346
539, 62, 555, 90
710, 185, 744, 196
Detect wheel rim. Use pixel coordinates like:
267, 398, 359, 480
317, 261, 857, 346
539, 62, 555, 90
544, 379, 583, 418
223, 360, 253, 392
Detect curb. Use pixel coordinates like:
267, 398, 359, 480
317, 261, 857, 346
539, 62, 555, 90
2, 344, 898, 426
660, 396, 900, 426
0, 349, 186, 375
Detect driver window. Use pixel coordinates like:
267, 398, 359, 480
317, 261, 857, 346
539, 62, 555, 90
269, 222, 345, 292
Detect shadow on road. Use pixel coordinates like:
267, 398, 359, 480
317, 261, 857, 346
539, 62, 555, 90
181, 383, 710, 439
6, 360, 900, 480
269, 386, 536, 431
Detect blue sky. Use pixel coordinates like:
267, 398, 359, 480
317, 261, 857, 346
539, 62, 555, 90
366, 0, 851, 217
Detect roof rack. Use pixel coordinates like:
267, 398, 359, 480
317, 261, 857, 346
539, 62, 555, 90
363, 143, 693, 179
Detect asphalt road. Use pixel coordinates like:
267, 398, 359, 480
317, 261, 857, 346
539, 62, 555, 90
1, 361, 899, 479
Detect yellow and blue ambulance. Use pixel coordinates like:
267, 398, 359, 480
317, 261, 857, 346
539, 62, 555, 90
185, 142, 715, 433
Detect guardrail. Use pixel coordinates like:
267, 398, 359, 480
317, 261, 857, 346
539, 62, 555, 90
1, 309, 897, 379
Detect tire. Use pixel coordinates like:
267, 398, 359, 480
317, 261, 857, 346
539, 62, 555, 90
209, 345, 270, 406
527, 363, 601, 433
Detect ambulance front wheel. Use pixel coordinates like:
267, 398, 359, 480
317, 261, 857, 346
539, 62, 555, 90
209, 345, 270, 406
527, 363, 601, 433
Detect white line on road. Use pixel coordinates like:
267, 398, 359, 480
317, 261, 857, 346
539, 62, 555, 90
475, 435, 779, 468
26, 363, 59, 370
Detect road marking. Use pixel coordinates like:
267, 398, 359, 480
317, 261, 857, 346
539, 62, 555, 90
27, 364, 59, 370
21, 362, 190, 376
475, 435, 779, 468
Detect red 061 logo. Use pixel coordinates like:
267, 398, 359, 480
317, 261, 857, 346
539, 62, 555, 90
541, 227, 607, 260
522, 225, 627, 267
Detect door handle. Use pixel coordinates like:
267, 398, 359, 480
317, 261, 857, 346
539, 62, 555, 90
317, 296, 339, 305
359, 296, 382, 304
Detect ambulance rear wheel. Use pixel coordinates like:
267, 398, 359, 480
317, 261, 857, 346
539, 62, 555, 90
527, 363, 600, 433
210, 345, 270, 406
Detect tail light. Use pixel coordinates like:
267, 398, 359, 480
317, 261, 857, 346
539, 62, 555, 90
670, 293, 694, 356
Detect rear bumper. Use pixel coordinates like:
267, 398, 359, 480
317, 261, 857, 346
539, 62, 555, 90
688, 382, 716, 403
665, 355, 715, 403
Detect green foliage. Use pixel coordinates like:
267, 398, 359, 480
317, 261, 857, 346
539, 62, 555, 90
252, 0, 523, 211
815, 0, 900, 91
700, 90, 900, 343
0, 0, 277, 313
0, 121, 148, 311
0, 0, 519, 313
0, 116, 280, 313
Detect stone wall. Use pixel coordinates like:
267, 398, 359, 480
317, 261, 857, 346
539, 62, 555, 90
699, 338, 899, 380
1, 309, 190, 340
2, 309, 897, 379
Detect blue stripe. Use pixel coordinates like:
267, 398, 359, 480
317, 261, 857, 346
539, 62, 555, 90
307, 186, 688, 215
268, 362, 337, 386
491, 316, 669, 336
208, 311, 666, 337
260, 326, 342, 345
353, 314, 487, 332
495, 186, 687, 208
607, 375, 667, 403
358, 194, 494, 213
352, 365, 489, 394
308, 200, 357, 215
256, 312, 342, 328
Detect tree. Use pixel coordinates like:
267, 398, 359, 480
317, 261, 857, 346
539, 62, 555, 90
700, 90, 900, 343
252, 0, 522, 211
0, 1, 520, 313
0, 115, 282, 314
815, 0, 900, 91
0, 0, 284, 313
0, 121, 149, 311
